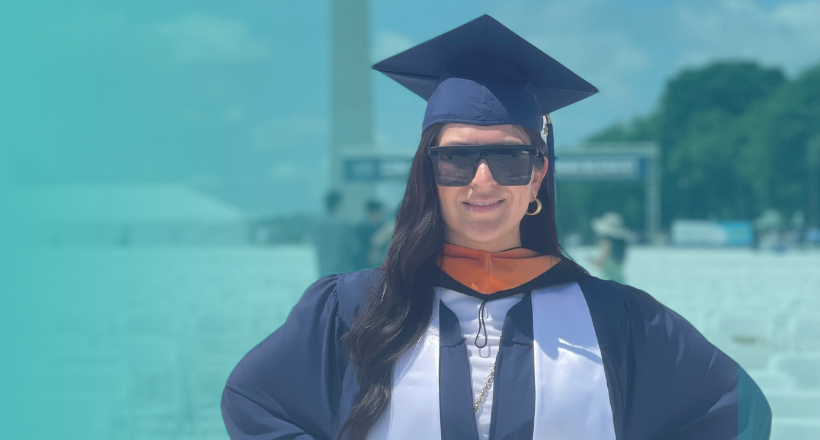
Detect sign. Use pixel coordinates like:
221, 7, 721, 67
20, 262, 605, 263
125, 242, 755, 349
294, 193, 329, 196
346, 154, 648, 182
555, 155, 645, 181
671, 220, 754, 247
344, 157, 413, 182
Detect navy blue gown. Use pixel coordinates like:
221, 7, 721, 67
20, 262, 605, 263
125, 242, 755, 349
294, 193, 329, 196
221, 263, 772, 439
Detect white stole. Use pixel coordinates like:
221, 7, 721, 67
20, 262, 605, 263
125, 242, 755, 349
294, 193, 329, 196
531, 282, 616, 440
366, 296, 442, 439
366, 282, 615, 440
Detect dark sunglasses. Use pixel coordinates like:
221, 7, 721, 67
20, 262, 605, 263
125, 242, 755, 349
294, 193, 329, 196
428, 144, 541, 186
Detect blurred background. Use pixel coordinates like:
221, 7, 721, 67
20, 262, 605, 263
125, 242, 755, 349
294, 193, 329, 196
1, 0, 818, 439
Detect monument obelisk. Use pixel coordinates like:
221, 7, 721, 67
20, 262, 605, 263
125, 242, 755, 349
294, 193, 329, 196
330, 0, 374, 221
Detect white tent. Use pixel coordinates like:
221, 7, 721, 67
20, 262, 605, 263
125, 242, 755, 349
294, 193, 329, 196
4, 184, 250, 247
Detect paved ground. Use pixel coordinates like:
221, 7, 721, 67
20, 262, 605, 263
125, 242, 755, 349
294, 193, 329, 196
5, 245, 818, 439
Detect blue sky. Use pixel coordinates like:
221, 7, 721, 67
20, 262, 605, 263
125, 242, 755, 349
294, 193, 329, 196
370, 0, 820, 151
2, 0, 819, 214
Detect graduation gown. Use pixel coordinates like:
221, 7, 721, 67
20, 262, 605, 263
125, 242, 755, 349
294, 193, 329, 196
221, 261, 772, 439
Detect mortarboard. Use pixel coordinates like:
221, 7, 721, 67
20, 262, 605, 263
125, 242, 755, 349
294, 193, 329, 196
372, 14, 598, 134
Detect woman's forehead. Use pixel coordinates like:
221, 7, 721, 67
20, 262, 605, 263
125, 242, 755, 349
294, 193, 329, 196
437, 123, 528, 146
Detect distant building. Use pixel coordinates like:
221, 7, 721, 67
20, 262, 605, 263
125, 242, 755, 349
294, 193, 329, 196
5, 184, 250, 247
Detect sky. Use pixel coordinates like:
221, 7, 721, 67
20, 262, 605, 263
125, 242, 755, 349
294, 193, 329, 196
2, 0, 819, 215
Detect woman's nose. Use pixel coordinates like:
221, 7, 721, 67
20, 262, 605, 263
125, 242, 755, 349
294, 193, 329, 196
470, 159, 498, 186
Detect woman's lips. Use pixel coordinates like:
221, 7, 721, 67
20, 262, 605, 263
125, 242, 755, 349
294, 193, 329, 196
463, 199, 504, 213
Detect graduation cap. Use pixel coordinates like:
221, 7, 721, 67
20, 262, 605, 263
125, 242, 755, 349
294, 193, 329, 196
372, 14, 598, 134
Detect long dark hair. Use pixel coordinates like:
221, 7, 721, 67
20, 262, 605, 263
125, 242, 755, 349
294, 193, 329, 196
338, 123, 585, 440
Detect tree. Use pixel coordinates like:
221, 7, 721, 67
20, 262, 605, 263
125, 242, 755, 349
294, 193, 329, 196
561, 61, 820, 241
807, 135, 820, 227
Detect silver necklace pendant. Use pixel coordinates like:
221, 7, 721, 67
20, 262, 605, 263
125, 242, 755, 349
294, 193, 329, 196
473, 362, 496, 414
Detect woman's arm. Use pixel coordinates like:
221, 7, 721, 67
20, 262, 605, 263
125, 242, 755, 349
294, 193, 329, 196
221, 274, 347, 440
623, 286, 772, 440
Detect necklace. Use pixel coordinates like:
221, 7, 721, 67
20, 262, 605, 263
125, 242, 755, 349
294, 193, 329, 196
473, 361, 496, 414
473, 299, 498, 414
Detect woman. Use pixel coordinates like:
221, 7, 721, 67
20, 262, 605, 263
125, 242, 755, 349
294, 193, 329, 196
222, 15, 771, 440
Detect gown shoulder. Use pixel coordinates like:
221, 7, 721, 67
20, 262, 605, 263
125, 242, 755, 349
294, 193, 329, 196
577, 277, 772, 439
221, 268, 381, 440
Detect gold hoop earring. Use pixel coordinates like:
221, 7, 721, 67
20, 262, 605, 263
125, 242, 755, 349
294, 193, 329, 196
526, 198, 542, 216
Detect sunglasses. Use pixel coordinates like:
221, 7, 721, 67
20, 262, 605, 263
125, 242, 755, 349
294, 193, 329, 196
428, 144, 541, 186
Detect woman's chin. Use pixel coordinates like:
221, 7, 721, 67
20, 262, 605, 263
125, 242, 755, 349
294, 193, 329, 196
443, 210, 522, 249
457, 225, 514, 247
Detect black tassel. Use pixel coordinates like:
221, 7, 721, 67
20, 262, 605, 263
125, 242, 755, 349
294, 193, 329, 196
544, 114, 553, 153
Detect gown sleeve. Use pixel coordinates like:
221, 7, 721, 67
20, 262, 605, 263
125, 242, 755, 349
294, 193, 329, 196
621, 285, 772, 440
221, 273, 348, 440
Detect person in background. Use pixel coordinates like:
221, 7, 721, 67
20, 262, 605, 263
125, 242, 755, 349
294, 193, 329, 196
754, 209, 784, 251
367, 204, 398, 268
789, 210, 805, 248
589, 211, 630, 284
311, 191, 357, 277
355, 200, 385, 269
807, 223, 820, 247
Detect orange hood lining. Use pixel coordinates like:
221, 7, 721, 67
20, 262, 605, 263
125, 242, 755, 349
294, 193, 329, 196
436, 243, 560, 295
